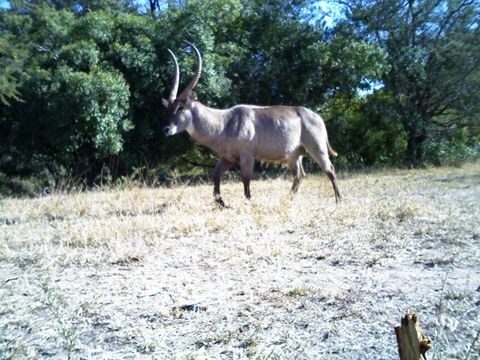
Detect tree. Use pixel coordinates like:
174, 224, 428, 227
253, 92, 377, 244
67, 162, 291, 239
0, 33, 26, 105
154, 0, 387, 171
342, 0, 480, 166
0, 0, 402, 192
0, 2, 132, 184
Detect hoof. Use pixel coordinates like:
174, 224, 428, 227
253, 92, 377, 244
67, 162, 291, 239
215, 196, 227, 208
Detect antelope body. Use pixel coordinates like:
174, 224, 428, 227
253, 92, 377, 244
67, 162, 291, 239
163, 44, 341, 205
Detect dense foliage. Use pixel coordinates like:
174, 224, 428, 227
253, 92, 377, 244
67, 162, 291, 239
0, 0, 479, 193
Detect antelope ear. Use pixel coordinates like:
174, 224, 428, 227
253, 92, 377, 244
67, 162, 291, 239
162, 98, 170, 108
189, 91, 198, 101
184, 91, 197, 106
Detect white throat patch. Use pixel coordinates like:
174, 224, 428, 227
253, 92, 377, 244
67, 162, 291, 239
185, 119, 195, 135
167, 125, 178, 136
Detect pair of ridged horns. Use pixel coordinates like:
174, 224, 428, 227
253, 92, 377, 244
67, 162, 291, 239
167, 42, 202, 102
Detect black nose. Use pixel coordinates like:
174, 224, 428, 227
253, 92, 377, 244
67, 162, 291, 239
163, 127, 170, 135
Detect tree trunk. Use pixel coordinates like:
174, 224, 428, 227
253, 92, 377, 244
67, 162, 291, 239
148, 0, 159, 14
395, 313, 432, 360
406, 123, 427, 167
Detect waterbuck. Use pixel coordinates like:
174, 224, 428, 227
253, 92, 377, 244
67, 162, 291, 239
162, 43, 341, 205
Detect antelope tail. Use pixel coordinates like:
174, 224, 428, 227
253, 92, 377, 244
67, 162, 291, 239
327, 140, 338, 157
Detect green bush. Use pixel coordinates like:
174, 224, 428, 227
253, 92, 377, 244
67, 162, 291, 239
425, 128, 480, 167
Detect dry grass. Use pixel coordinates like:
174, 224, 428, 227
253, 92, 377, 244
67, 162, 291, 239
1, 163, 479, 359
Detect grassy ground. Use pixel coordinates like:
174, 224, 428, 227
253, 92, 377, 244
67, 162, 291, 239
1, 163, 479, 359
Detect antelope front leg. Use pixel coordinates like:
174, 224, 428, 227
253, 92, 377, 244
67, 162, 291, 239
213, 157, 234, 206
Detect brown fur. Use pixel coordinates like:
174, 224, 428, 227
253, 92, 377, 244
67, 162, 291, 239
163, 44, 341, 205
164, 100, 341, 204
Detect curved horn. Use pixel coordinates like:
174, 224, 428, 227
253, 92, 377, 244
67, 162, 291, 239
178, 42, 202, 100
167, 49, 180, 102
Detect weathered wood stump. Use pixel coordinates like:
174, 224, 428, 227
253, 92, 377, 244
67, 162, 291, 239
394, 313, 432, 360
